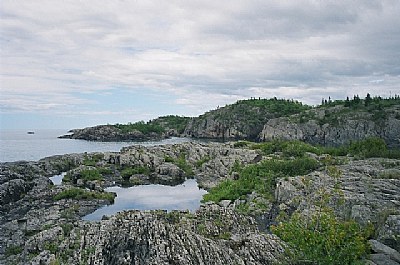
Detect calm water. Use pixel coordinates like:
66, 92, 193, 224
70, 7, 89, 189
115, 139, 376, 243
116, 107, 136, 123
49, 172, 66, 185
0, 129, 192, 162
83, 179, 207, 221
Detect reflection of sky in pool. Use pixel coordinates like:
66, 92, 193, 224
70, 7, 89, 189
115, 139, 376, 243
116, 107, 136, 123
83, 179, 207, 221
49, 172, 66, 185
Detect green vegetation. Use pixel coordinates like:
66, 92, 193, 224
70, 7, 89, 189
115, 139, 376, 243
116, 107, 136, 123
207, 137, 398, 204
176, 153, 194, 176
121, 166, 151, 179
272, 211, 371, 265
234, 97, 311, 116
195, 156, 210, 168
321, 94, 400, 110
203, 157, 319, 203
83, 153, 104, 166
164, 153, 194, 176
251, 138, 400, 159
251, 139, 320, 157
192, 97, 311, 140
114, 120, 165, 134
315, 95, 400, 126
60, 223, 74, 237
150, 115, 191, 134
54, 187, 115, 202
111, 115, 190, 136
80, 169, 102, 181
5, 245, 23, 257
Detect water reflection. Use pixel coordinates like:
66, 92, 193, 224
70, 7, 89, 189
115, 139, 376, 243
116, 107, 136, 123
83, 179, 207, 221
49, 172, 66, 185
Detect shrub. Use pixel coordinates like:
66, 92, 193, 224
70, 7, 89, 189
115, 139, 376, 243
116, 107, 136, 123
80, 169, 102, 181
54, 188, 115, 202
5, 245, 23, 257
114, 121, 165, 134
348, 137, 387, 158
195, 156, 210, 168
272, 211, 370, 265
83, 153, 104, 166
163, 154, 193, 176
203, 157, 319, 203
121, 166, 150, 179
252, 140, 320, 157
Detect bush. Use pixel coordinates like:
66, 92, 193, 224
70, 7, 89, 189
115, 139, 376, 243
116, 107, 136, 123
121, 166, 150, 179
348, 138, 387, 158
252, 140, 320, 157
80, 169, 102, 181
54, 188, 115, 202
203, 157, 319, 203
175, 154, 194, 176
272, 211, 370, 265
5, 245, 23, 257
114, 121, 165, 134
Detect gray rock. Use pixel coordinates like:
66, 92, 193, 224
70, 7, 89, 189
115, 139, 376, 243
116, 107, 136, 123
370, 253, 400, 265
377, 215, 400, 251
258, 106, 400, 147
351, 205, 373, 225
370, 239, 400, 262
219, 200, 231, 208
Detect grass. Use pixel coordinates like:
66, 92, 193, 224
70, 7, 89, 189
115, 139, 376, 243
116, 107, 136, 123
5, 245, 23, 257
121, 166, 151, 179
251, 138, 400, 159
54, 187, 115, 202
80, 169, 102, 181
203, 157, 319, 203
164, 154, 194, 176
114, 121, 165, 134
271, 210, 371, 265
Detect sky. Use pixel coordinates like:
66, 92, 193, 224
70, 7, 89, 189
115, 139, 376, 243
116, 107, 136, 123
1, 1, 400, 130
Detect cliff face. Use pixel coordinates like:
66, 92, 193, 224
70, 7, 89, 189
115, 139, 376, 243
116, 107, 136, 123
259, 104, 400, 147
183, 99, 309, 141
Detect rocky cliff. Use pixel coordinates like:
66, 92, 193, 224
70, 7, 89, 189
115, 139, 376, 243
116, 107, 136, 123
183, 98, 310, 140
259, 103, 400, 147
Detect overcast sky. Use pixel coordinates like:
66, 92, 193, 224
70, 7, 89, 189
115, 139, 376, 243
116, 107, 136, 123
1, 1, 400, 129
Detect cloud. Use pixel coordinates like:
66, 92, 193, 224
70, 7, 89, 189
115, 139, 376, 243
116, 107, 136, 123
1, 0, 400, 127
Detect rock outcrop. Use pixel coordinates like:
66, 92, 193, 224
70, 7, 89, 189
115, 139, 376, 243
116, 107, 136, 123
27, 206, 286, 265
274, 157, 400, 263
59, 125, 166, 141
183, 99, 309, 141
1, 142, 400, 264
259, 104, 400, 147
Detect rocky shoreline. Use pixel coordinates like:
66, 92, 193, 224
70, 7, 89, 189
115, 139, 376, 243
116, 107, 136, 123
1, 142, 399, 264
59, 98, 400, 149
58, 125, 174, 142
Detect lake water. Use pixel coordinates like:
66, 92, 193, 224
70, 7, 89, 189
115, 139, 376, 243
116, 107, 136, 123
83, 179, 207, 221
0, 129, 192, 162
49, 172, 66, 185
4, 129, 207, 220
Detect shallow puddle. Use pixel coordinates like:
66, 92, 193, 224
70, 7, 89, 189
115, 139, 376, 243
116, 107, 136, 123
83, 179, 207, 221
49, 172, 66, 185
